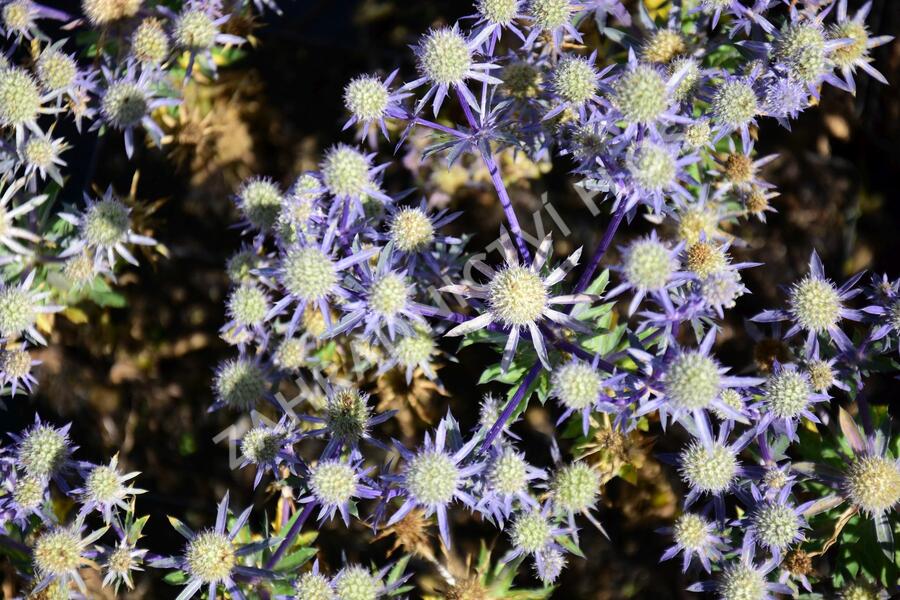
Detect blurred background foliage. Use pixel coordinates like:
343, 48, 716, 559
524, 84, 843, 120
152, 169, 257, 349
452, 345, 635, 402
2, 0, 899, 597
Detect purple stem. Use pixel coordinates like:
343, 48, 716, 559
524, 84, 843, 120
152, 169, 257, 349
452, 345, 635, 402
454, 87, 531, 263
264, 501, 316, 570
480, 361, 542, 451
574, 200, 627, 294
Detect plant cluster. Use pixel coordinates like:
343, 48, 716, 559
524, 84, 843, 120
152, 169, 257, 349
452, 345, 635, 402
0, 0, 897, 598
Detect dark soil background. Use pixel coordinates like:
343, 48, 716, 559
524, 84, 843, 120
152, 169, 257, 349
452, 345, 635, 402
2, 0, 900, 598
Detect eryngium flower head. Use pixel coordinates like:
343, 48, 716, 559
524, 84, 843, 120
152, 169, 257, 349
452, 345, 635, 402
774, 23, 827, 84
174, 8, 218, 49
680, 440, 737, 495
227, 284, 269, 328
321, 145, 373, 198
238, 178, 283, 230
510, 510, 553, 554
552, 56, 598, 106
16, 421, 72, 478
717, 563, 767, 600
407, 450, 459, 506
333, 564, 381, 600
0, 67, 41, 128
132, 18, 170, 65
33, 526, 89, 579
213, 357, 268, 410
686, 241, 727, 278
643, 29, 686, 64
294, 570, 334, 600
623, 237, 677, 292
665, 351, 721, 411
416, 27, 473, 86
477, 0, 520, 25
488, 265, 547, 326
552, 462, 599, 515
2, 0, 34, 35
282, 245, 338, 302
185, 531, 235, 582
845, 456, 900, 516
629, 141, 676, 191
325, 388, 373, 444
501, 61, 543, 99
101, 81, 149, 129
368, 273, 409, 318
551, 360, 601, 410
673, 513, 713, 552
488, 448, 529, 495
390, 207, 435, 252
82, 196, 131, 248
711, 80, 759, 130
240, 426, 285, 464
36, 49, 77, 92
789, 276, 841, 333
344, 75, 390, 122
611, 65, 667, 124
764, 368, 812, 419
750, 502, 801, 551
309, 460, 359, 507
669, 57, 701, 102
528, 0, 571, 31
82, 0, 141, 25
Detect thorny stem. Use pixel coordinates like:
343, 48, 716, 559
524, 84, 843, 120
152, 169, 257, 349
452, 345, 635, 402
454, 87, 532, 263
264, 500, 316, 570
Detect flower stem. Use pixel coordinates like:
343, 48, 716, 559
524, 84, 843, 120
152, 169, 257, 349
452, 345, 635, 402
264, 501, 316, 570
574, 200, 627, 294
454, 87, 531, 263
480, 361, 542, 451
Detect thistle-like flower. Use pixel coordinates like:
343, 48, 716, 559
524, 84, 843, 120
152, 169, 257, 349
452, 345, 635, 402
59, 187, 157, 273
155, 492, 271, 599
387, 414, 483, 547
443, 233, 594, 370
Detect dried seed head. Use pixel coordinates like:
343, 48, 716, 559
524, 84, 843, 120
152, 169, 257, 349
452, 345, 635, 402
1, 347, 32, 378
686, 242, 727, 278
